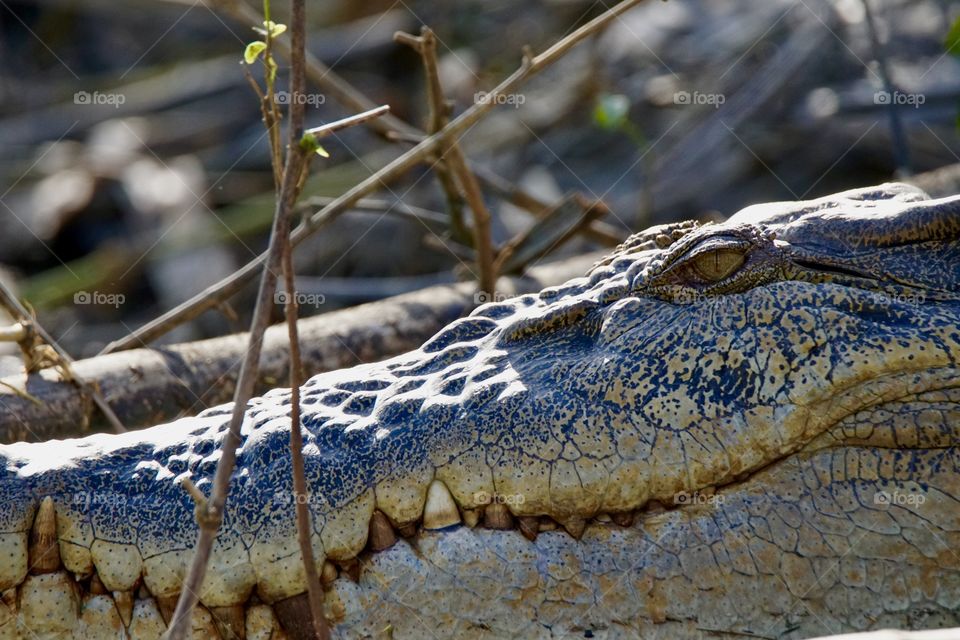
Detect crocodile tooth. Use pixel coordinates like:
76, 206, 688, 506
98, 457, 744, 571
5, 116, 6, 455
19, 571, 80, 635
595, 513, 612, 523
274, 592, 317, 640
462, 508, 480, 528
76, 593, 124, 637
210, 604, 247, 640
611, 511, 635, 527
0, 532, 27, 591
128, 597, 165, 639
113, 590, 134, 627
518, 516, 539, 541
560, 516, 587, 539
422, 480, 461, 530
0, 588, 17, 637
339, 558, 360, 583
644, 499, 667, 515
193, 605, 222, 638
368, 510, 397, 552
89, 571, 107, 595
483, 503, 514, 530
245, 603, 283, 640
156, 593, 179, 625
28, 496, 60, 574
320, 561, 338, 586
397, 522, 417, 538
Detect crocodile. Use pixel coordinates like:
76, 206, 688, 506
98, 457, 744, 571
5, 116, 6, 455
0, 182, 959, 640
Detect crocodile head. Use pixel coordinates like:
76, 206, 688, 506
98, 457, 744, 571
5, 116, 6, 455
0, 183, 958, 639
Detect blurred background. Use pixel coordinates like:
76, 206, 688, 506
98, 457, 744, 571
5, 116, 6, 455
0, 0, 958, 360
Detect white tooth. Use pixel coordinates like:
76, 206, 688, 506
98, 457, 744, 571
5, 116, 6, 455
90, 541, 142, 592
127, 597, 165, 640
73, 594, 124, 639
0, 533, 26, 592
245, 604, 283, 640
18, 571, 80, 636
422, 480, 461, 530
29, 497, 60, 574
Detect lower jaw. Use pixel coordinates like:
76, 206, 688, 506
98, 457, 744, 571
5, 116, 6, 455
9, 442, 953, 640
330, 444, 960, 639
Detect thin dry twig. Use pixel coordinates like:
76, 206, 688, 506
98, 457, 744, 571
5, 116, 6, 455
163, 0, 329, 636
444, 148, 497, 294
0, 281, 127, 434
395, 27, 497, 294
304, 105, 391, 138
277, 0, 328, 634
861, 0, 911, 175
214, 0, 418, 141
102, 0, 645, 354
394, 28, 466, 239
0, 323, 26, 342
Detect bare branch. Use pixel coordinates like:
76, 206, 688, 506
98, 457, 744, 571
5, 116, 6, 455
164, 0, 329, 635
102, 0, 647, 353
395, 27, 496, 294
0, 281, 126, 435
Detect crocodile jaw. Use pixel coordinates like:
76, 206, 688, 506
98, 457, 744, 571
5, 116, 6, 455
0, 183, 958, 638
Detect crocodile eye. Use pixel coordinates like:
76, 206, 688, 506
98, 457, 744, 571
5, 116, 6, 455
689, 248, 746, 282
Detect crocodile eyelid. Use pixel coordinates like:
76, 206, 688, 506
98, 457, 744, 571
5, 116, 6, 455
658, 236, 753, 285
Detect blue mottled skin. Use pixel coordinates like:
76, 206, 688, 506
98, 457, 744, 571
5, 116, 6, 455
0, 183, 959, 639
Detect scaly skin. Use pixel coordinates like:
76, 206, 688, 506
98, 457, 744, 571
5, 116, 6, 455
0, 183, 958, 639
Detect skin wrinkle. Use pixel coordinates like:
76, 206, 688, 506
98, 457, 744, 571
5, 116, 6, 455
0, 183, 959, 638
